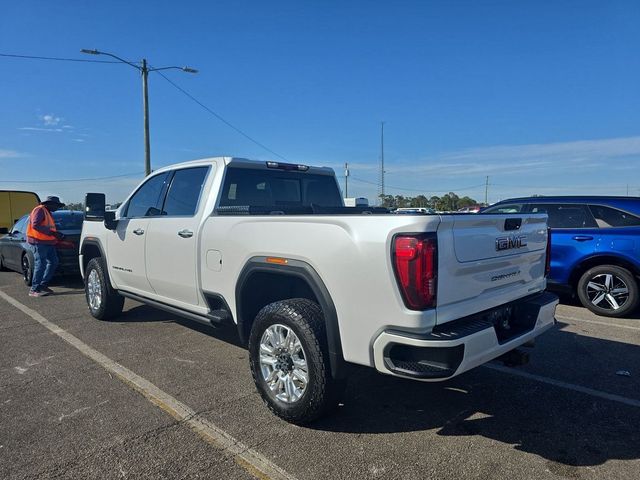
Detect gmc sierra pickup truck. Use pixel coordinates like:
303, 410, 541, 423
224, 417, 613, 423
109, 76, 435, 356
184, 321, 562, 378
81, 157, 558, 423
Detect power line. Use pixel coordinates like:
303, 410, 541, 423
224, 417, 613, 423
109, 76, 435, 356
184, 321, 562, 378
0, 172, 144, 184
2, 51, 289, 163
153, 70, 289, 162
0, 52, 123, 64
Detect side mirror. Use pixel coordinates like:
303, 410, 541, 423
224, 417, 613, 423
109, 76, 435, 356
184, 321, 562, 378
85, 193, 106, 220
0, 227, 8, 235
104, 211, 118, 230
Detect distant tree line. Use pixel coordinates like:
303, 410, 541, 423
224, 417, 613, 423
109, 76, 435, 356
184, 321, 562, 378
65, 202, 84, 212
378, 192, 481, 211
63, 201, 123, 212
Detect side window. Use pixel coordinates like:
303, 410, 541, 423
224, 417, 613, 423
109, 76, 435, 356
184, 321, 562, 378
13, 216, 28, 234
530, 204, 597, 229
162, 167, 209, 216
589, 205, 640, 228
483, 204, 524, 214
124, 172, 170, 218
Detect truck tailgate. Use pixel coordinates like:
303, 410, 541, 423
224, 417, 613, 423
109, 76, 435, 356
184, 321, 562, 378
435, 213, 548, 324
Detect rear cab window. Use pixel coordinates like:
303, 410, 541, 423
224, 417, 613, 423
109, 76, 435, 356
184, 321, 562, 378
219, 167, 342, 208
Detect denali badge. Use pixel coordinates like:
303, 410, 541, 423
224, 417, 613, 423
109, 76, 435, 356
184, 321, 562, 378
495, 235, 527, 251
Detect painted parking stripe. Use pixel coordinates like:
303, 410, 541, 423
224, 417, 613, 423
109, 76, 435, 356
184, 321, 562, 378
484, 363, 640, 408
556, 314, 640, 332
0, 289, 296, 480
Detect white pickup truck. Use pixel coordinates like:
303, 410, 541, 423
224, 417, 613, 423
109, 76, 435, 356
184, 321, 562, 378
81, 157, 558, 423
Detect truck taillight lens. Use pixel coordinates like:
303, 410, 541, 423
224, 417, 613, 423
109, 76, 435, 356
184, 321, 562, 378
545, 229, 552, 277
393, 234, 437, 310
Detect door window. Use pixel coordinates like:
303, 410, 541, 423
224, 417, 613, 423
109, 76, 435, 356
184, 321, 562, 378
529, 204, 597, 229
162, 167, 209, 216
124, 173, 170, 218
588, 205, 640, 228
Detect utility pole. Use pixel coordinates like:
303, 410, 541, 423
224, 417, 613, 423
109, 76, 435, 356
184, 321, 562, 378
81, 49, 197, 176
141, 59, 151, 176
485, 176, 489, 205
379, 121, 385, 204
344, 162, 349, 198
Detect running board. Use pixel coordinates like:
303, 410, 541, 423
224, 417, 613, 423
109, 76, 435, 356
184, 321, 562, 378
118, 291, 228, 328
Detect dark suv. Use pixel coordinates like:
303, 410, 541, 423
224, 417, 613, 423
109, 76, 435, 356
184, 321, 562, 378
483, 196, 640, 318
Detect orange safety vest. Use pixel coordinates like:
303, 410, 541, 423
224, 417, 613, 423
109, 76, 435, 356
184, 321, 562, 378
26, 205, 58, 242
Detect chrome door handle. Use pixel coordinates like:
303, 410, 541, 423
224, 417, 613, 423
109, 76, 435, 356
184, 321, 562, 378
178, 229, 193, 238
133, 228, 145, 236
572, 235, 593, 242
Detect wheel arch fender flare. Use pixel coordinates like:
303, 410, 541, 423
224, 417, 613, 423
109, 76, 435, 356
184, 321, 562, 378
80, 238, 116, 289
235, 257, 346, 379
570, 253, 640, 287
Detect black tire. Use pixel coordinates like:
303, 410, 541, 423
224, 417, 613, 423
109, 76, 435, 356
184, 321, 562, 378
0, 254, 6, 271
248, 298, 344, 424
22, 253, 33, 286
84, 257, 124, 320
577, 265, 639, 318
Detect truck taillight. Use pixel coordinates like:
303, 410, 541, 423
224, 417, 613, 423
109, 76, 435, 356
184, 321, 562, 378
545, 229, 552, 277
392, 234, 437, 310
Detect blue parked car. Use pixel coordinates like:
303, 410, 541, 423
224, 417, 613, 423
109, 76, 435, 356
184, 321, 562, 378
483, 196, 640, 318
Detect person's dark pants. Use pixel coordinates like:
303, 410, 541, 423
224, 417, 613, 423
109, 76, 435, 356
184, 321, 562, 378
31, 244, 59, 292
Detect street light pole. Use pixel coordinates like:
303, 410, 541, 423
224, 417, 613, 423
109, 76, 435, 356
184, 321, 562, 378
141, 59, 151, 176
81, 49, 197, 176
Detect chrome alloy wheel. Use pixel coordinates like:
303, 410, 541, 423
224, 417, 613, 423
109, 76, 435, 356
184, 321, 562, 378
259, 324, 309, 404
86, 269, 103, 312
586, 273, 629, 311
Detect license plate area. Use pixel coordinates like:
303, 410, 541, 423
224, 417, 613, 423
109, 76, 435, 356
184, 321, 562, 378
490, 302, 538, 344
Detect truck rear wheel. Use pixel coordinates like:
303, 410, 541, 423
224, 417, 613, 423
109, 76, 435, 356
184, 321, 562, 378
248, 298, 343, 424
577, 265, 639, 318
85, 257, 124, 320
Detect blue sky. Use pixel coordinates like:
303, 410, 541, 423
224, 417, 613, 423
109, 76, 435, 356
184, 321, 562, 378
1, 1, 639, 204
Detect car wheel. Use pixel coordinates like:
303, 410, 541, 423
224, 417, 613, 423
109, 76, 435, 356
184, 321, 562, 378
85, 257, 124, 320
22, 253, 33, 286
577, 265, 639, 318
248, 298, 344, 424
0, 255, 6, 271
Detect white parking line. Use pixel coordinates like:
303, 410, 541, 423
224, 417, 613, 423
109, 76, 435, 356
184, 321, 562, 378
0, 289, 296, 480
484, 364, 640, 408
556, 314, 640, 332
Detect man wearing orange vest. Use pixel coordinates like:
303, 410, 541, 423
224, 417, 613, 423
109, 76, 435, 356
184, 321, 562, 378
26, 196, 65, 297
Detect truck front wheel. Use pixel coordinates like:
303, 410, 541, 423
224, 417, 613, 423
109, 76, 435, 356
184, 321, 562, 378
85, 257, 124, 320
248, 298, 343, 424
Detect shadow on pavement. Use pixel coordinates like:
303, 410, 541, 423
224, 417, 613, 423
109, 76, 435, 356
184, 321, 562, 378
121, 304, 246, 348
309, 330, 640, 468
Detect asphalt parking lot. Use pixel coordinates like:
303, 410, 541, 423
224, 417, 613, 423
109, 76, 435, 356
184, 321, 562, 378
1, 271, 639, 480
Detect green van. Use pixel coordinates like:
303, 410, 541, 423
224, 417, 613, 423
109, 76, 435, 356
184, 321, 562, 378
0, 190, 40, 234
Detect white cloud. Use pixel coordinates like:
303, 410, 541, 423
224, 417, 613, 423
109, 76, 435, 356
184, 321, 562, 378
41, 114, 62, 126
19, 126, 64, 132
0, 149, 27, 159
329, 135, 640, 203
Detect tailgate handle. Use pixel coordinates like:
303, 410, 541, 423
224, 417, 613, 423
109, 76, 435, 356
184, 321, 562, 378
504, 218, 522, 231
